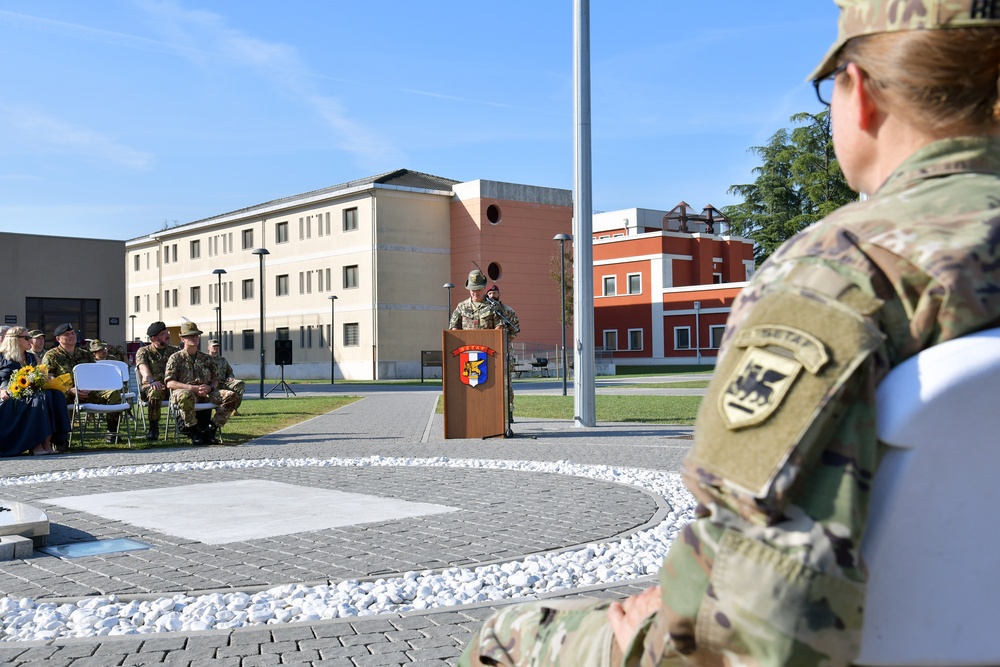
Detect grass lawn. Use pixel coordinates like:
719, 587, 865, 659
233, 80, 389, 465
436, 394, 701, 424
604, 380, 711, 389
613, 365, 715, 377
72, 396, 361, 451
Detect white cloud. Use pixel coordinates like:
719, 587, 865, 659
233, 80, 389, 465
0, 106, 153, 170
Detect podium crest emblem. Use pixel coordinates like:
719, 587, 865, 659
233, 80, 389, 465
452, 344, 497, 388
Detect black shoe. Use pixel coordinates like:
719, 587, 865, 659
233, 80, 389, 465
104, 432, 119, 444
180, 425, 205, 446
145, 424, 160, 441
53, 434, 69, 453
200, 421, 222, 445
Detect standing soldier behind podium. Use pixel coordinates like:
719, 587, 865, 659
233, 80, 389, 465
449, 270, 520, 422
208, 339, 245, 412
135, 321, 177, 441
485, 284, 519, 422
165, 322, 237, 446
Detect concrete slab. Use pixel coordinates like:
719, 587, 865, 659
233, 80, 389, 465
0, 498, 49, 540
43, 479, 459, 545
0, 535, 33, 560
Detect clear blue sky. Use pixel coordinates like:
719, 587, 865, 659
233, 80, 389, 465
0, 1, 840, 241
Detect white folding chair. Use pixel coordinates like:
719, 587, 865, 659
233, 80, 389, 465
98, 359, 137, 437
70, 363, 133, 449
167, 397, 223, 444
857, 327, 1000, 666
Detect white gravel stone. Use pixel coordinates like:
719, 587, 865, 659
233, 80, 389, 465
0, 455, 696, 642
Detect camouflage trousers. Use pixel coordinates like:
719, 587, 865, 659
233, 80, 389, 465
79, 389, 122, 429
140, 385, 169, 424
219, 378, 245, 410
170, 388, 238, 427
459, 598, 619, 667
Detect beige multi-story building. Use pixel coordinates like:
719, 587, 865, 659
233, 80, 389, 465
126, 170, 574, 381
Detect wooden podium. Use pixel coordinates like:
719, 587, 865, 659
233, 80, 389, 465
443, 329, 507, 439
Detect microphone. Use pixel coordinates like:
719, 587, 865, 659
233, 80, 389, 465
484, 295, 500, 309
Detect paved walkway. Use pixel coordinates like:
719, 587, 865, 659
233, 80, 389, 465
0, 381, 697, 666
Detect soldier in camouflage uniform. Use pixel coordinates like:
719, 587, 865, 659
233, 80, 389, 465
27, 330, 45, 359
42, 322, 122, 443
449, 270, 520, 423
208, 339, 245, 412
486, 284, 520, 420
460, 2, 1000, 665
135, 321, 178, 441
165, 321, 237, 446
88, 339, 109, 360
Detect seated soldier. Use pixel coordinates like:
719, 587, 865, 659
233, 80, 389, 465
208, 339, 245, 413
42, 323, 122, 443
135, 321, 177, 441
164, 322, 238, 446
89, 339, 109, 361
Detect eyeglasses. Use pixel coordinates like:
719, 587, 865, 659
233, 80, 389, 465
813, 62, 850, 106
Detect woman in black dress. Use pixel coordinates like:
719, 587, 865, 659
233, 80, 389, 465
0, 326, 66, 456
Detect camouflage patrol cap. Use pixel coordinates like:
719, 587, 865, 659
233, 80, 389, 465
179, 321, 203, 337
88, 339, 107, 352
466, 269, 487, 290
208, 339, 220, 347
810, 0, 1000, 80
27, 330, 43, 339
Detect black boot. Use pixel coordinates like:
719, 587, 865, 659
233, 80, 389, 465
146, 423, 160, 441
201, 421, 222, 445
180, 424, 204, 446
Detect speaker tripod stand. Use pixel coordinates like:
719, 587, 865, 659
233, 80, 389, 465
266, 363, 297, 397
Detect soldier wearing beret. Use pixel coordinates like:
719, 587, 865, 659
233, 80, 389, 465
135, 321, 177, 441
164, 322, 238, 445
42, 323, 122, 443
208, 339, 245, 412
460, 2, 1000, 666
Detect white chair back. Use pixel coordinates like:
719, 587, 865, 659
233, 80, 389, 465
858, 327, 1000, 666
73, 363, 129, 394
97, 359, 129, 385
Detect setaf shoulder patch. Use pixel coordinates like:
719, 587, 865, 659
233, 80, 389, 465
687, 285, 884, 511
720, 326, 828, 429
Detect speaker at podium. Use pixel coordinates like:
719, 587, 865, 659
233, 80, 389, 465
274, 339, 293, 366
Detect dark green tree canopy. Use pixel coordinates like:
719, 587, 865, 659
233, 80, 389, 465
724, 111, 857, 265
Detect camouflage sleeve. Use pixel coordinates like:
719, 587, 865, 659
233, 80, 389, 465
135, 346, 149, 370
502, 305, 519, 340
449, 307, 462, 330
640, 225, 896, 666
163, 353, 181, 385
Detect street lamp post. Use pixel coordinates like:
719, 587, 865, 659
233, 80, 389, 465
251, 248, 270, 399
329, 295, 338, 384
129, 314, 136, 342
212, 268, 227, 342
442, 283, 455, 326
554, 233, 572, 396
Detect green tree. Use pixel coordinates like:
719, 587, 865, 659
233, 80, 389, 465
724, 110, 857, 265
549, 245, 574, 321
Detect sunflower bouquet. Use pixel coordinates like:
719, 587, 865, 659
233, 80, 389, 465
8, 364, 63, 400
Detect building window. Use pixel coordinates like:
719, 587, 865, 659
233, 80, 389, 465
299, 272, 304, 294
276, 274, 289, 296
171, 244, 178, 262
276, 327, 290, 340
190, 240, 200, 259
306, 271, 312, 294
133, 255, 140, 272
628, 329, 643, 351
627, 273, 641, 295
172, 289, 177, 306
163, 248, 169, 264
344, 322, 360, 346
308, 326, 313, 348
242, 279, 254, 300
163, 290, 170, 308
324, 212, 331, 235
134, 295, 141, 313
242, 329, 255, 350
603, 276, 616, 296
190, 286, 201, 305
242, 228, 254, 249
675, 327, 691, 350
317, 270, 324, 292
603, 330, 618, 351
709, 325, 726, 349
300, 326, 305, 348
344, 265, 359, 289
343, 207, 358, 231
275, 221, 289, 244
318, 325, 325, 348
